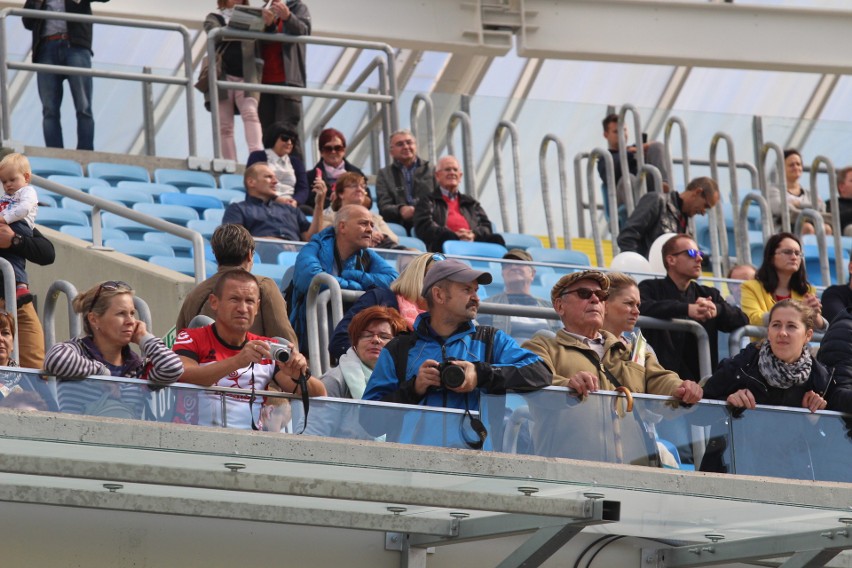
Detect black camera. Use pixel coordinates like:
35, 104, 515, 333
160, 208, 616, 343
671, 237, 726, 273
438, 358, 465, 389
268, 342, 292, 363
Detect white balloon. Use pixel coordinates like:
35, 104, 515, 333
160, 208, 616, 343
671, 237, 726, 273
647, 233, 678, 275
609, 252, 652, 275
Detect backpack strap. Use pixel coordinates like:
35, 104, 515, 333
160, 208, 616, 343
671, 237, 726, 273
384, 332, 418, 383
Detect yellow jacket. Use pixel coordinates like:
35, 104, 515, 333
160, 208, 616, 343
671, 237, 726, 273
740, 279, 815, 326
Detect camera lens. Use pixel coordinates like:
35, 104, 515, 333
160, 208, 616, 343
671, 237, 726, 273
440, 364, 465, 389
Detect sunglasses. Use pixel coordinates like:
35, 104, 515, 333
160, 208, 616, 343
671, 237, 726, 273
90, 280, 131, 311
672, 248, 704, 259
279, 135, 293, 143
430, 253, 446, 263
561, 287, 609, 301
322, 144, 344, 153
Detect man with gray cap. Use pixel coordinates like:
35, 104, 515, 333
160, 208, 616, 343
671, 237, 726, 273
362, 259, 550, 446
522, 269, 701, 401
478, 249, 560, 342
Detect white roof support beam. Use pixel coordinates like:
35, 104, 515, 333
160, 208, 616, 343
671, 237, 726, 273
517, 0, 852, 75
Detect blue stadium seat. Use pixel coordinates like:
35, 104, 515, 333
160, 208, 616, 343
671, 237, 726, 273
187, 219, 219, 240
527, 247, 590, 269
29, 157, 83, 178
500, 232, 542, 250
253, 263, 284, 282
60, 196, 97, 219
805, 253, 849, 287
154, 168, 216, 191
60, 225, 130, 242
385, 222, 408, 238
277, 251, 299, 267
48, 175, 109, 192
35, 192, 58, 208
88, 162, 150, 185
37, 208, 89, 230
443, 240, 508, 259
219, 173, 245, 191
159, 192, 224, 216
116, 181, 180, 200
539, 272, 568, 292
143, 232, 195, 257
105, 239, 175, 261
102, 212, 157, 240
203, 208, 225, 223
396, 235, 427, 251
132, 203, 199, 226
90, 187, 154, 208
149, 255, 216, 278
186, 187, 246, 206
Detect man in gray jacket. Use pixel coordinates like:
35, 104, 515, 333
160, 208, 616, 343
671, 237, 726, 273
375, 129, 435, 229
616, 176, 719, 258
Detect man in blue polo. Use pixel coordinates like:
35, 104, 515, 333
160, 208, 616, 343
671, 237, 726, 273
223, 163, 323, 241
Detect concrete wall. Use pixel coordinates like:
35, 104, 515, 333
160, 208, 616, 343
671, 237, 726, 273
29, 227, 197, 339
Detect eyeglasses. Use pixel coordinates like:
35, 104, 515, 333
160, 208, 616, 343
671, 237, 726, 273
430, 253, 446, 263
776, 248, 803, 258
90, 280, 131, 311
279, 135, 293, 143
358, 331, 394, 343
322, 144, 344, 153
672, 248, 704, 259
561, 287, 609, 301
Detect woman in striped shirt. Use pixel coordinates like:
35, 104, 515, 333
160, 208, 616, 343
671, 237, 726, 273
43, 281, 183, 417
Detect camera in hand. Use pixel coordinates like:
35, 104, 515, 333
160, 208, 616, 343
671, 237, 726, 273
438, 358, 465, 389
268, 342, 292, 363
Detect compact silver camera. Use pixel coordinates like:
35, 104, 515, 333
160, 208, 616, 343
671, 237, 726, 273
268, 342, 292, 363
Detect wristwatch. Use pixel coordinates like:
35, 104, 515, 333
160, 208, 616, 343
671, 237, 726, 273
11, 234, 22, 248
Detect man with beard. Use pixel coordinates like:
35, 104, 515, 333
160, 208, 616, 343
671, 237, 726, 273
362, 259, 550, 446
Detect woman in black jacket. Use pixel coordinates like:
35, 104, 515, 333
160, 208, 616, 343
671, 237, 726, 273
700, 299, 835, 477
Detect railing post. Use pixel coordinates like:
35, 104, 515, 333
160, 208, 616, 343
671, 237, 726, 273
586, 149, 616, 263
759, 142, 788, 233
794, 208, 830, 286
710, 133, 742, 265
537, 134, 564, 248
305, 273, 343, 378
810, 156, 844, 285
738, 191, 774, 266
141, 66, 156, 157
447, 111, 475, 197
42, 280, 79, 353
664, 116, 690, 190
410, 93, 436, 164
493, 121, 524, 233
617, 104, 645, 212
0, 10, 9, 141
0, 258, 17, 361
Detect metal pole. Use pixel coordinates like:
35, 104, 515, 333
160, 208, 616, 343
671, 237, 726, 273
586, 149, 614, 263
760, 142, 789, 233
710, 133, 743, 265
537, 134, 563, 248
0, 11, 9, 141
142, 66, 156, 156
492, 121, 524, 233
618, 104, 645, 211
810, 156, 844, 284
410, 93, 435, 164
447, 111, 475, 197
42, 280, 80, 352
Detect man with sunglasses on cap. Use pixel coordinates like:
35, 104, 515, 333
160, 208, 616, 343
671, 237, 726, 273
617, 176, 719, 258
362, 259, 550, 447
523, 269, 701, 402
638, 234, 747, 382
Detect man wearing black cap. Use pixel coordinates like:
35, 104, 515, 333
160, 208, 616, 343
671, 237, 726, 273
362, 259, 550, 446
478, 249, 560, 342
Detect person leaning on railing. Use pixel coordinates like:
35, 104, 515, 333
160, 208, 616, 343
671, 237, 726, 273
700, 299, 836, 474
43, 281, 183, 417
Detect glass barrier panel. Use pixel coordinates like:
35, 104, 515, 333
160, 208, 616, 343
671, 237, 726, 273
481, 389, 732, 469
290, 396, 478, 450
0, 367, 58, 412
724, 406, 852, 482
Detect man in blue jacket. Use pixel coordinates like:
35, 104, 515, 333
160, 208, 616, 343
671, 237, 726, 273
362, 259, 551, 447
289, 204, 398, 354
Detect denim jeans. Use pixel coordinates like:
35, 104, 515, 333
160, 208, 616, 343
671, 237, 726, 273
34, 39, 94, 150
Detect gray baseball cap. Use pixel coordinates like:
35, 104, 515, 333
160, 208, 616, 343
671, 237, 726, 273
421, 259, 493, 297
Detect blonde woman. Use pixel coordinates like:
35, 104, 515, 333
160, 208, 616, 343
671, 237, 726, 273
328, 252, 445, 361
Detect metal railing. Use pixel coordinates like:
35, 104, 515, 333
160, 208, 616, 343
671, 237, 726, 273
492, 120, 524, 234
410, 93, 436, 164
810, 155, 845, 285
205, 27, 398, 163
585, 148, 614, 263
0, 8, 197, 156
0, 257, 17, 361
617, 104, 645, 214
537, 134, 564, 249
758, 142, 789, 233
33, 175, 208, 282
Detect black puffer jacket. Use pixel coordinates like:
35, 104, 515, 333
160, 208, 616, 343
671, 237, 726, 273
816, 307, 852, 413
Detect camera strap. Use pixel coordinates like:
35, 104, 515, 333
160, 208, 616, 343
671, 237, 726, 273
460, 325, 496, 450
292, 373, 310, 434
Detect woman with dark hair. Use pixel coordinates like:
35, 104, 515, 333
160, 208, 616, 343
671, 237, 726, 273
204, 0, 270, 162
246, 123, 309, 205
0, 311, 16, 368
304, 128, 366, 212
43, 281, 183, 417
320, 171, 399, 248
741, 232, 827, 330
768, 149, 831, 235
